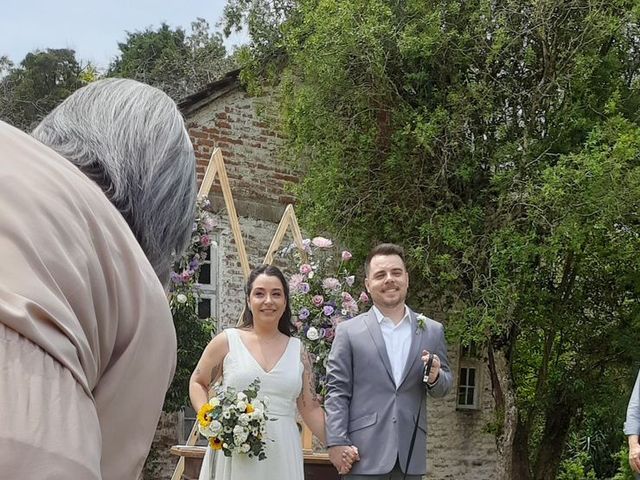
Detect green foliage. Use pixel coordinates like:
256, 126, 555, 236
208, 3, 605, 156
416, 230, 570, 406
229, 0, 640, 476
557, 451, 597, 480
612, 446, 636, 480
108, 18, 235, 99
0, 49, 91, 130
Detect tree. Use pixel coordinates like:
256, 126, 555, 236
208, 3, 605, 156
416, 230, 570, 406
108, 18, 235, 99
0, 49, 89, 131
226, 0, 640, 478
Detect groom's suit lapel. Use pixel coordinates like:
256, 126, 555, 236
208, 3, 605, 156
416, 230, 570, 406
398, 309, 422, 389
364, 309, 394, 384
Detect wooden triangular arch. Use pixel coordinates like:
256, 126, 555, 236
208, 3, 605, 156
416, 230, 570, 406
198, 147, 251, 280
172, 147, 313, 480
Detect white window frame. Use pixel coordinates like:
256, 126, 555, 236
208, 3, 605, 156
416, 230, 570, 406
456, 343, 481, 410
195, 232, 220, 322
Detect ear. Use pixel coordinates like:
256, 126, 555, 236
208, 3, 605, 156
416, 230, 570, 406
364, 277, 370, 293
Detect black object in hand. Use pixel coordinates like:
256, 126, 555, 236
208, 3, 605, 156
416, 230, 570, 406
422, 354, 434, 384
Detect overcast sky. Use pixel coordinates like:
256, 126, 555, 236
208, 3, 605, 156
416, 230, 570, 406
1, 0, 247, 70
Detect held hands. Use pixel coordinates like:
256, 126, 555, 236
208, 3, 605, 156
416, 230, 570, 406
328, 445, 360, 475
421, 350, 441, 385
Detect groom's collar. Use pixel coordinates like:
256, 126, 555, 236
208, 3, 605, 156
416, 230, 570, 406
372, 305, 410, 324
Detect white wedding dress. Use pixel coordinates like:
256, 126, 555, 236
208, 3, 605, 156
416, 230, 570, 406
198, 328, 305, 480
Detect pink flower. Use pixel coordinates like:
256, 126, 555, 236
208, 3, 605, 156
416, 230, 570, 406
343, 300, 359, 315
341, 292, 354, 302
341, 250, 352, 261
312, 236, 333, 248
300, 263, 313, 275
322, 277, 341, 291
289, 274, 304, 291
294, 321, 303, 331
312, 295, 325, 307
359, 291, 370, 304
200, 234, 211, 247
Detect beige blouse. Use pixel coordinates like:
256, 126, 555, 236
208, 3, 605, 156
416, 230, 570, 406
0, 120, 177, 479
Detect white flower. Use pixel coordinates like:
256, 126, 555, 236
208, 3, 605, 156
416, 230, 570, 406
416, 314, 427, 334
209, 397, 220, 408
236, 400, 247, 411
240, 443, 251, 453
238, 413, 250, 425
237, 392, 247, 402
176, 293, 188, 304
306, 327, 320, 341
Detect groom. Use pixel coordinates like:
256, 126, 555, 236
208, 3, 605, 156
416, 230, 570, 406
325, 243, 452, 479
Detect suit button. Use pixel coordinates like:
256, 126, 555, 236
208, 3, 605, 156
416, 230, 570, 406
392, 417, 397, 423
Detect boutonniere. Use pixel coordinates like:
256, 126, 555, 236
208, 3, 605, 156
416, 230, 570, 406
415, 313, 427, 335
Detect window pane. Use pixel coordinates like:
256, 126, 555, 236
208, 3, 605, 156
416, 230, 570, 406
460, 367, 468, 385
198, 298, 211, 319
458, 388, 467, 405
468, 368, 475, 386
466, 387, 475, 406
199, 262, 211, 284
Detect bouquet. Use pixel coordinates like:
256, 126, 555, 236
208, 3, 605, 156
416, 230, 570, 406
197, 379, 270, 460
282, 237, 369, 399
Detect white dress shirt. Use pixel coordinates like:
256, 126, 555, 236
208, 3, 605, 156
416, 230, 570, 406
373, 305, 412, 387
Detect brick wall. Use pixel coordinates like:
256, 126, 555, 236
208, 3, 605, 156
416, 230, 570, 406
187, 89, 298, 219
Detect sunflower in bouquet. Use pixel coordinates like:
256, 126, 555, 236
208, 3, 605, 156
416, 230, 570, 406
197, 379, 270, 460
283, 237, 369, 400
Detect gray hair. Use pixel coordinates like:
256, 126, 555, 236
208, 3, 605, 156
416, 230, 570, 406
32, 78, 197, 286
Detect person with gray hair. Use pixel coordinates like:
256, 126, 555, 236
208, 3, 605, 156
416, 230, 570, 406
0, 78, 196, 479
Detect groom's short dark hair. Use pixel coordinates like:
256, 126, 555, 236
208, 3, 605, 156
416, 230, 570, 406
364, 243, 406, 276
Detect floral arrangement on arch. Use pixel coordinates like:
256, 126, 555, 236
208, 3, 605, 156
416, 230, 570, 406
169, 196, 217, 307
282, 236, 369, 399
164, 196, 217, 411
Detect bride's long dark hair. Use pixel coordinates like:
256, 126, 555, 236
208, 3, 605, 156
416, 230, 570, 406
240, 265, 295, 336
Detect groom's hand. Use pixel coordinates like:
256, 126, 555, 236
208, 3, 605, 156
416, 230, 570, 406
421, 350, 441, 385
329, 445, 359, 474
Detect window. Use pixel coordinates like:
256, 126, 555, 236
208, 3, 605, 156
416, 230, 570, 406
195, 235, 220, 322
457, 342, 481, 410
458, 366, 478, 408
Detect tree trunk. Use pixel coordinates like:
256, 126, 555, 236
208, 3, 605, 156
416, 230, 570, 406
533, 398, 576, 480
487, 344, 524, 480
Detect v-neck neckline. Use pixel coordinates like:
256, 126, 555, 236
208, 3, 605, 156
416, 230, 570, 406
236, 330, 292, 374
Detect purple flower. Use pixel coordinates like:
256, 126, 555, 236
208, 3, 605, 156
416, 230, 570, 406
323, 305, 335, 316
300, 263, 313, 275
345, 275, 355, 287
170, 271, 182, 284
322, 277, 341, 291
312, 295, 325, 307
324, 327, 335, 341
359, 291, 370, 304
341, 250, 352, 261
298, 308, 310, 320
189, 258, 200, 271
299, 283, 311, 294
202, 215, 216, 232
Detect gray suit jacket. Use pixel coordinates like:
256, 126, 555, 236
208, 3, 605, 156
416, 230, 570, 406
324, 307, 452, 475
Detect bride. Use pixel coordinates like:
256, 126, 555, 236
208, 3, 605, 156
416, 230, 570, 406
189, 265, 358, 479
